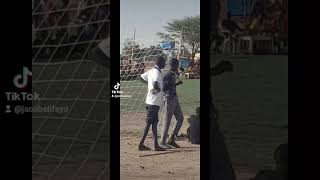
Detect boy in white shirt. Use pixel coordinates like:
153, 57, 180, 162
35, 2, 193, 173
138, 57, 166, 151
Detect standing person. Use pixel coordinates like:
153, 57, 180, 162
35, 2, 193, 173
138, 57, 166, 151
160, 58, 184, 148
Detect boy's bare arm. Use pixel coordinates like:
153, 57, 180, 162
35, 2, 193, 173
150, 81, 161, 94
176, 80, 183, 86
139, 76, 148, 84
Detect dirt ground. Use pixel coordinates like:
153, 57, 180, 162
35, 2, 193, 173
120, 113, 258, 180
120, 113, 200, 180
121, 137, 200, 180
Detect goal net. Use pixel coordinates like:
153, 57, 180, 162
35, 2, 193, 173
32, 0, 110, 179
119, 38, 200, 139
120, 41, 165, 110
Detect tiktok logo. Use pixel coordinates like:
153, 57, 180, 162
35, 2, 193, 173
114, 82, 120, 90
13, 67, 32, 89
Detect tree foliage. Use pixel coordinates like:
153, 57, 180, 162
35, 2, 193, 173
121, 38, 165, 62
157, 16, 200, 62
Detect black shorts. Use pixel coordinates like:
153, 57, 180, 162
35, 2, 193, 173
146, 105, 160, 124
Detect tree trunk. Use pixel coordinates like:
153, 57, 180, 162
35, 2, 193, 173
191, 45, 196, 63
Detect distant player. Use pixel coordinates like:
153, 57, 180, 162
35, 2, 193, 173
160, 58, 184, 148
138, 57, 166, 151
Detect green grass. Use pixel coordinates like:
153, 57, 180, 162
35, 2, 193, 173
176, 79, 200, 116
213, 55, 288, 171
120, 79, 200, 117
32, 55, 288, 174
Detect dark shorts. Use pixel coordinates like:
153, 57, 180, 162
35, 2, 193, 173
146, 105, 160, 124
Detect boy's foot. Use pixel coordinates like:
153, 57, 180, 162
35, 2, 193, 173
160, 143, 172, 149
154, 146, 166, 151
138, 145, 151, 151
168, 140, 181, 148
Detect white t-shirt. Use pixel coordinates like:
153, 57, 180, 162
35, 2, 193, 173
141, 66, 163, 107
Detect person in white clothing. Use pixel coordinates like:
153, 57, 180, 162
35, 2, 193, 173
138, 56, 166, 151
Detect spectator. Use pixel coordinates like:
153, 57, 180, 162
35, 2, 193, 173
139, 62, 145, 75
132, 60, 139, 75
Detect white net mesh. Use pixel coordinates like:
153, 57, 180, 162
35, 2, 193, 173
120, 42, 167, 115
32, 0, 110, 179
120, 40, 171, 117
119, 37, 201, 111
119, 40, 171, 140
119, 38, 201, 139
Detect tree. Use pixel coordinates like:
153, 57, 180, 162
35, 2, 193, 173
157, 16, 200, 62
121, 38, 164, 61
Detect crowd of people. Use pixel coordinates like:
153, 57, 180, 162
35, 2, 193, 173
32, 0, 109, 60
187, 60, 200, 79
245, 0, 288, 53
120, 58, 145, 79
120, 58, 201, 80
214, 0, 288, 54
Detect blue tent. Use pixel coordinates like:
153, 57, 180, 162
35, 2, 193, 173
160, 40, 175, 50
179, 58, 191, 69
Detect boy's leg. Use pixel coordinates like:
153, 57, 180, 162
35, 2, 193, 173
148, 105, 165, 151
151, 118, 159, 147
139, 122, 151, 149
160, 98, 175, 145
172, 99, 184, 137
168, 98, 184, 147
138, 105, 153, 151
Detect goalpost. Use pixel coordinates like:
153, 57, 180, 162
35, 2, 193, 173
32, 0, 110, 179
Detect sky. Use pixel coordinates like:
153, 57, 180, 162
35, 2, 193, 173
120, 0, 200, 48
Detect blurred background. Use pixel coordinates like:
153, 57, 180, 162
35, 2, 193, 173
211, 0, 288, 179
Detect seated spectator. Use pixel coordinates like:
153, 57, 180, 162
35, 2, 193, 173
139, 62, 145, 75
131, 60, 137, 75
187, 107, 200, 144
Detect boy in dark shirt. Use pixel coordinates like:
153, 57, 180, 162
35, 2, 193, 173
160, 58, 184, 148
